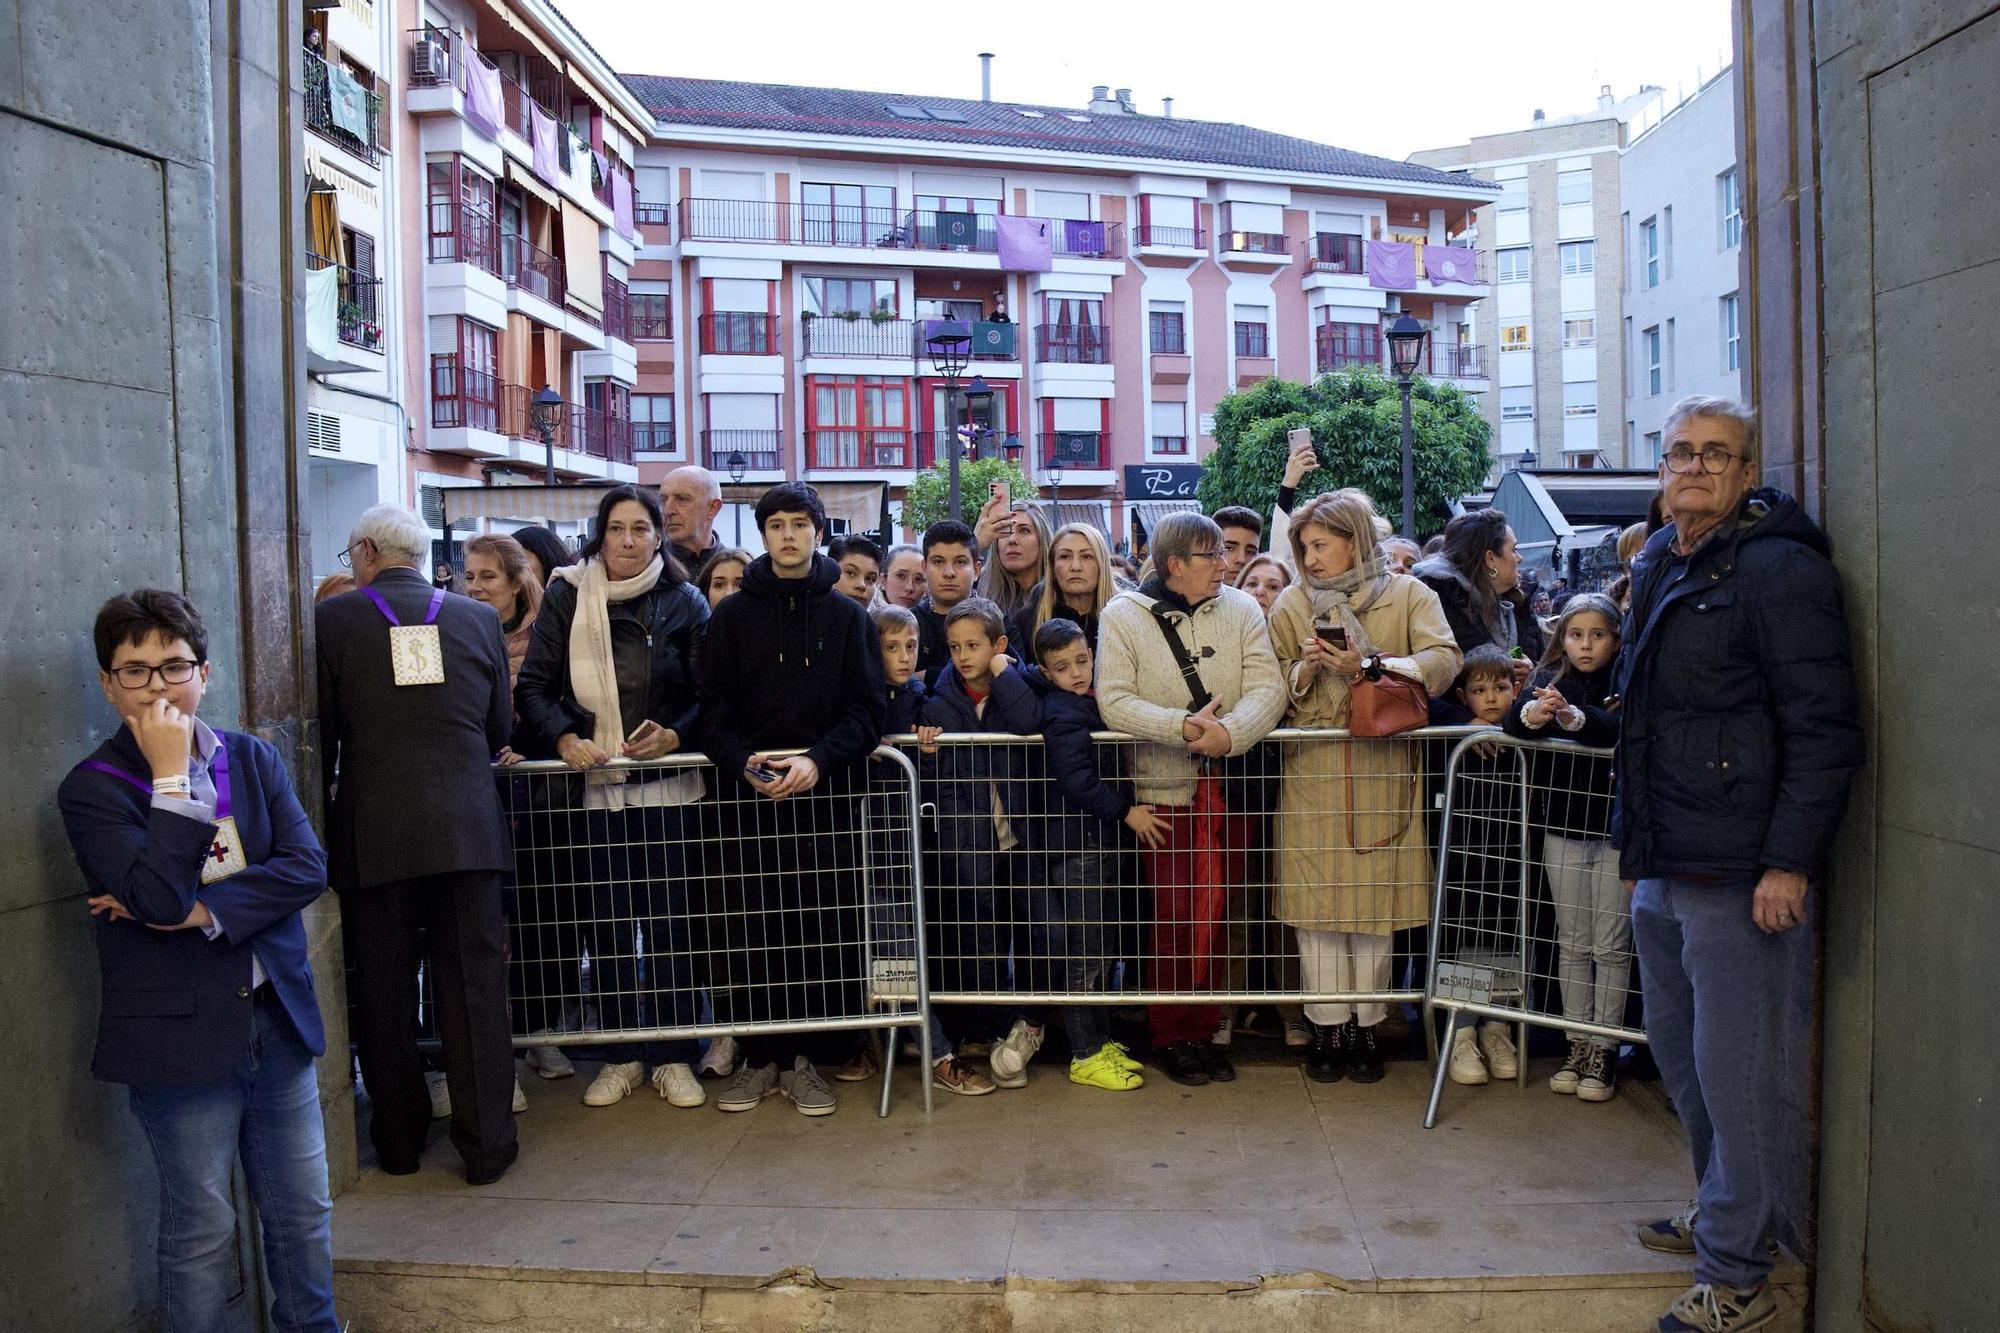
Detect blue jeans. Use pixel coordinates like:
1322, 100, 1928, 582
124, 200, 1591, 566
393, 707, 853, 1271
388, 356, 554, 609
1632, 876, 1814, 1288
126, 1003, 338, 1333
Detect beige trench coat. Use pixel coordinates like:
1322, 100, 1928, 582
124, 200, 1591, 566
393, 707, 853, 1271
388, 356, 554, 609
1269, 575, 1462, 934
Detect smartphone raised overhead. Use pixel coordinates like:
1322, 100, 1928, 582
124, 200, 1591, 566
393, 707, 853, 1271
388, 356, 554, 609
989, 478, 1011, 509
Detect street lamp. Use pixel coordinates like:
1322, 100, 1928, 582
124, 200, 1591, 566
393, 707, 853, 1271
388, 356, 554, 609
1519, 445, 1537, 472
1385, 315, 1429, 539
530, 384, 565, 486
927, 326, 972, 517
1047, 452, 1066, 530
726, 450, 747, 546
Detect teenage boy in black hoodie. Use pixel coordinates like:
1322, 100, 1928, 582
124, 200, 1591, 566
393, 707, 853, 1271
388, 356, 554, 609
698, 483, 885, 1117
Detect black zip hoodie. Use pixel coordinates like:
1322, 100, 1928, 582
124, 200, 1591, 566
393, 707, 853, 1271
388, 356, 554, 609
696, 552, 885, 787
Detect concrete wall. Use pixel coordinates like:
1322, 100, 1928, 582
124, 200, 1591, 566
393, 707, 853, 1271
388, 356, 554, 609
1738, 1, 2000, 1329
1, 2, 345, 1328
1620, 68, 1743, 455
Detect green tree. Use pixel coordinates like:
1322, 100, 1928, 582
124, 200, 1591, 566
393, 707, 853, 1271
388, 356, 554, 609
901, 455, 1036, 532
1194, 368, 1492, 540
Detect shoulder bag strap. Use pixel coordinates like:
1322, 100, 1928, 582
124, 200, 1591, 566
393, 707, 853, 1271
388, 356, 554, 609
1146, 604, 1212, 712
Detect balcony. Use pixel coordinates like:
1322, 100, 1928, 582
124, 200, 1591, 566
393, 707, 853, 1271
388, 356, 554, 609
630, 296, 673, 341
304, 51, 383, 166
570, 406, 635, 465
501, 233, 565, 309
634, 422, 676, 453
501, 77, 572, 174
308, 253, 384, 352
1049, 220, 1122, 260
702, 429, 783, 471
1035, 324, 1112, 366
803, 315, 915, 359
602, 277, 630, 344
699, 312, 779, 356
1134, 224, 1204, 250
1220, 230, 1291, 260
1045, 431, 1107, 470
1431, 342, 1488, 379
428, 202, 501, 277
807, 430, 916, 471
430, 358, 504, 435
1304, 233, 1366, 275
634, 202, 672, 230
675, 201, 1121, 261
1315, 327, 1384, 375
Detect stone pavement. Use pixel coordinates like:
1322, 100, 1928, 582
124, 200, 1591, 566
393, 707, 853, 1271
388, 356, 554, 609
332, 1048, 1806, 1331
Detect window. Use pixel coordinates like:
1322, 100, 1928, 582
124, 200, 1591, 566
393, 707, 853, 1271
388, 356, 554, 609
1562, 382, 1597, 417
1042, 295, 1107, 363
1721, 292, 1741, 372
1644, 431, 1663, 465
426, 156, 496, 272
1150, 401, 1188, 455
1498, 247, 1531, 282
1500, 386, 1533, 422
1560, 240, 1595, 275
630, 289, 672, 339
430, 317, 499, 432
805, 277, 896, 317
1562, 318, 1596, 349
1718, 169, 1741, 249
801, 181, 895, 246
1315, 319, 1380, 371
1148, 303, 1186, 354
1495, 204, 1530, 246
632, 393, 676, 453
1642, 217, 1661, 288
809, 375, 911, 468
1233, 306, 1270, 358
1556, 168, 1592, 204
1644, 326, 1662, 395
1501, 323, 1532, 352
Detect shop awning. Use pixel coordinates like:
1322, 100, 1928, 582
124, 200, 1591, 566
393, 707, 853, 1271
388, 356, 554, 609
1127, 500, 1200, 539
1042, 499, 1111, 537
438, 482, 620, 526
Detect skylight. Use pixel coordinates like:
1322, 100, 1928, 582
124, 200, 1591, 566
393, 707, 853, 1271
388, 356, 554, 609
926, 107, 969, 123
886, 103, 927, 119
1064, 114, 1090, 122
1017, 109, 1045, 119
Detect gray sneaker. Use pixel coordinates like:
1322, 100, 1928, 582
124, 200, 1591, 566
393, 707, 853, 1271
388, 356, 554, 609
779, 1055, 836, 1117
1639, 1201, 1698, 1254
715, 1061, 779, 1113
1656, 1280, 1778, 1332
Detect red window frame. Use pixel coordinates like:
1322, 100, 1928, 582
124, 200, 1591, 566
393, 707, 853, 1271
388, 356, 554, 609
807, 374, 912, 468
630, 290, 673, 340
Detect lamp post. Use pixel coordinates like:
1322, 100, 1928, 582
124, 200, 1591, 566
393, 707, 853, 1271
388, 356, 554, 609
726, 450, 747, 546
530, 384, 564, 487
927, 327, 972, 518
1384, 315, 1429, 539
1047, 454, 1066, 530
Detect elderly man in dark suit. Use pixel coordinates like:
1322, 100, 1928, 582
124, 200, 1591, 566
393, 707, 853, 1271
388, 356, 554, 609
318, 503, 518, 1184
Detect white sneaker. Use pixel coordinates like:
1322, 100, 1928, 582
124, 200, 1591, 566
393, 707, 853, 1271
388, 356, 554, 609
1283, 1017, 1312, 1049
1447, 1026, 1489, 1085
988, 1018, 1044, 1089
1478, 1023, 1520, 1080
699, 1035, 738, 1079
582, 1060, 645, 1107
651, 1063, 705, 1108
511, 1078, 527, 1113
1211, 1013, 1235, 1047
425, 1070, 452, 1118
523, 1032, 574, 1080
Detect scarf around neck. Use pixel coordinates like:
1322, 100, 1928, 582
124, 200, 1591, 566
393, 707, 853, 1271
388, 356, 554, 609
554, 553, 663, 793
1303, 551, 1392, 657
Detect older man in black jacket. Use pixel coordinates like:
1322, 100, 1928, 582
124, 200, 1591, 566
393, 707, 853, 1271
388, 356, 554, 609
318, 503, 518, 1184
1613, 397, 1862, 1333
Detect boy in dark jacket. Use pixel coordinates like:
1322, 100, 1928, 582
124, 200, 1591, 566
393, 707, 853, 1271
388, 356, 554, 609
914, 520, 980, 689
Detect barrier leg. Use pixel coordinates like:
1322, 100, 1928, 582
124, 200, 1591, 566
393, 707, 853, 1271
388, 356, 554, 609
1424, 1007, 1458, 1130
876, 1012, 898, 1119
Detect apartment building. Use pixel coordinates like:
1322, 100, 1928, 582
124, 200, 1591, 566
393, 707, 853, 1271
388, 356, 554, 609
1411, 86, 1666, 471
614, 79, 1498, 547
1618, 68, 1744, 464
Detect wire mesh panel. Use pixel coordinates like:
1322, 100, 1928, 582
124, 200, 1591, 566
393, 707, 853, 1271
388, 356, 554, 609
1422, 732, 1641, 1128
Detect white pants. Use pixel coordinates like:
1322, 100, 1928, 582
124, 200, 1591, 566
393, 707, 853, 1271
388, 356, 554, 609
1544, 833, 1633, 1047
1296, 928, 1392, 1028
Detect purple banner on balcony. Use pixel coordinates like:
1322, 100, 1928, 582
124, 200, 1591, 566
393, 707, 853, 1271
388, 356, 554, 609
996, 215, 1053, 271
529, 102, 559, 183
612, 169, 635, 239
1063, 219, 1106, 254
1425, 245, 1479, 285
1365, 240, 1416, 289
464, 55, 503, 139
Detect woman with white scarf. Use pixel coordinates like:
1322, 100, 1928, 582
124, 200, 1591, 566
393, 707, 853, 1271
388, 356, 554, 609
516, 485, 711, 1111
1267, 490, 1461, 1085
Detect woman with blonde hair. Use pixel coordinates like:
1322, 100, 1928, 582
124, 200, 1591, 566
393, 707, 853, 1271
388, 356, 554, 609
1012, 521, 1116, 663
1268, 488, 1461, 1083
462, 534, 544, 689
976, 501, 1053, 617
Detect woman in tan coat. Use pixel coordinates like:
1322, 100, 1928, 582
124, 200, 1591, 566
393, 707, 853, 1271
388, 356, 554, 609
1269, 490, 1460, 1083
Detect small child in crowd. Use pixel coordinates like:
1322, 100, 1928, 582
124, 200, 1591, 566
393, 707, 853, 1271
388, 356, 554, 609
830, 535, 883, 607
1504, 592, 1626, 1101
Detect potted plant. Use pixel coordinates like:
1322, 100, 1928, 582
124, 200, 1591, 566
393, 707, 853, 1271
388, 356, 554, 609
800, 309, 817, 320
869, 307, 896, 325
836, 309, 862, 322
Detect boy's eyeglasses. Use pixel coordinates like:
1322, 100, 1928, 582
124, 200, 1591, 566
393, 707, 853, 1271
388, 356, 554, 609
112, 659, 200, 689
1662, 445, 1747, 475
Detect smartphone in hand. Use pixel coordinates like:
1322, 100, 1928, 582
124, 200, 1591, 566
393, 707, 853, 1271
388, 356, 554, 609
1314, 621, 1348, 650
989, 478, 1011, 509
1287, 426, 1313, 454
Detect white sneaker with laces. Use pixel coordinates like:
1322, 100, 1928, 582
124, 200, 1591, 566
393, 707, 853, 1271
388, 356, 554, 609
1478, 1022, 1520, 1080
425, 1070, 452, 1118
988, 1018, 1045, 1088
699, 1035, 738, 1078
511, 1078, 527, 1113
652, 1063, 705, 1108
582, 1060, 645, 1107
1283, 1017, 1312, 1049
1447, 1026, 1490, 1085
1211, 1013, 1235, 1047
523, 1031, 574, 1080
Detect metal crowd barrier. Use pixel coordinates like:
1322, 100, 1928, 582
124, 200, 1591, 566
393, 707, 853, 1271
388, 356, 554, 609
1421, 732, 1641, 1128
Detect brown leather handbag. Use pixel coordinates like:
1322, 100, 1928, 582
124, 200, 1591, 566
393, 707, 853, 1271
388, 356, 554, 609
1346, 657, 1430, 738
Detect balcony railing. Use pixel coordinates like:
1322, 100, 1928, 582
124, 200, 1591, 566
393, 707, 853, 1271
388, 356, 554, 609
634, 202, 673, 228
570, 405, 635, 464
602, 277, 630, 344
501, 233, 566, 307
1304, 233, 1366, 275
1434, 342, 1486, 378
1314, 327, 1383, 374
803, 315, 917, 359
304, 51, 383, 165
407, 26, 462, 90
1134, 224, 1203, 249
308, 253, 383, 351
1045, 431, 1107, 469
430, 357, 503, 434
634, 422, 676, 453
807, 430, 915, 470
675, 200, 1122, 259
1036, 323, 1112, 365
1221, 230, 1290, 256
699, 312, 779, 355
1049, 221, 1123, 260
702, 429, 783, 471
630, 297, 673, 341
1233, 324, 1272, 359
427, 202, 501, 276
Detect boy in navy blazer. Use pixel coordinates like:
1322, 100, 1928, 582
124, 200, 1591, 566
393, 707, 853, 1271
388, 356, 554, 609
57, 590, 338, 1333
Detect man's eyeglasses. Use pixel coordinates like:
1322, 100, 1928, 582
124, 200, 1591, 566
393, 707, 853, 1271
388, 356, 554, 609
337, 537, 373, 568
1663, 445, 1747, 475
111, 659, 200, 689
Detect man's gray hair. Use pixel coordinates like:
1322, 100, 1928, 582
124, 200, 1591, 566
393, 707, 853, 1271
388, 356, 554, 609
351, 503, 429, 564
1151, 511, 1222, 575
662, 464, 721, 505
1663, 395, 1761, 465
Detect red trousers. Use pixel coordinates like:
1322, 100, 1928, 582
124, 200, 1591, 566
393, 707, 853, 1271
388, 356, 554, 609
1140, 777, 1249, 1045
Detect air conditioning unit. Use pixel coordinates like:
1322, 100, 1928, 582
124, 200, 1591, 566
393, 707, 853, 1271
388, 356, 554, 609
872, 446, 907, 468
411, 32, 450, 82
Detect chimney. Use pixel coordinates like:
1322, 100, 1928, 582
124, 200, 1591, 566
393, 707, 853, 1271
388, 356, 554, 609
1115, 87, 1135, 113
1088, 85, 1120, 114
1598, 82, 1613, 110
979, 52, 994, 103
1162, 96, 1174, 118
1532, 108, 1546, 122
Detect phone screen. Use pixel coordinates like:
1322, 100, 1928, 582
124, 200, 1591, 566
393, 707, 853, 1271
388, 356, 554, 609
1314, 621, 1348, 650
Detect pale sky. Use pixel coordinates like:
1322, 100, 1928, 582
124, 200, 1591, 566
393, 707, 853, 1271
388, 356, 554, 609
556, 0, 1735, 161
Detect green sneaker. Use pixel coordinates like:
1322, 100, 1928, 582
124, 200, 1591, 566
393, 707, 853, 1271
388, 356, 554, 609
1070, 1048, 1144, 1091
1102, 1041, 1143, 1073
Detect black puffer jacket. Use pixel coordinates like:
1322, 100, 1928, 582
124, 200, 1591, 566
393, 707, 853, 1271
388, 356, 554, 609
1019, 665, 1131, 852
515, 571, 708, 758
1611, 489, 1862, 880
1503, 659, 1619, 840
1413, 555, 1547, 670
